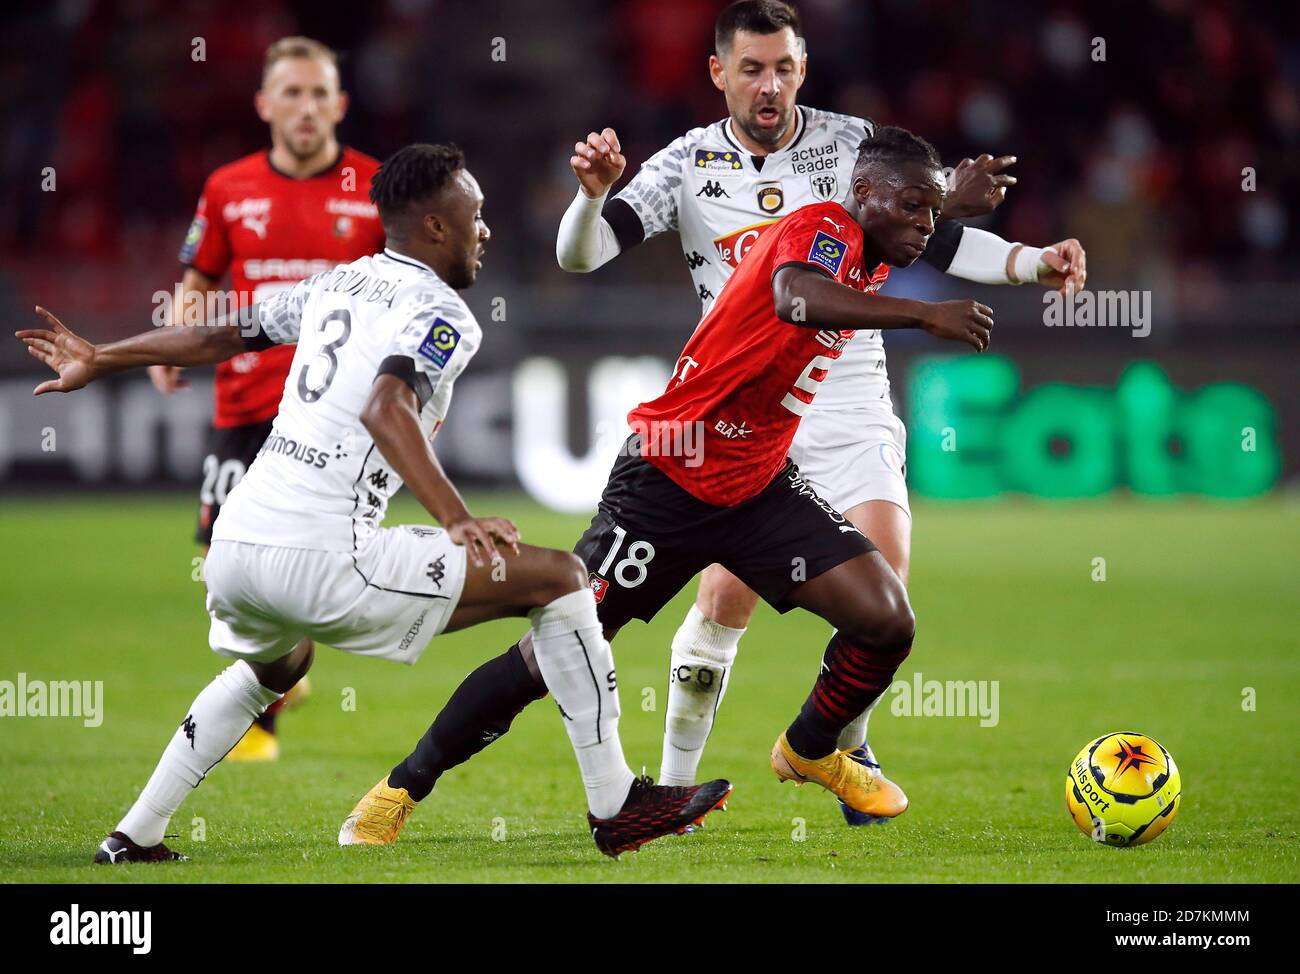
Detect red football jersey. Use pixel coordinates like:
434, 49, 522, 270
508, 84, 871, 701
179, 146, 385, 427
628, 201, 889, 506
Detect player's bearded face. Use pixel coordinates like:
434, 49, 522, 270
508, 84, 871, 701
259, 57, 345, 160
717, 30, 804, 150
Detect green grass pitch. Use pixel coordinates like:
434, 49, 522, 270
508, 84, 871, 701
1, 492, 1296, 883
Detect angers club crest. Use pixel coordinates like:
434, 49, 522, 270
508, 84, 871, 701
810, 173, 838, 202
756, 182, 784, 214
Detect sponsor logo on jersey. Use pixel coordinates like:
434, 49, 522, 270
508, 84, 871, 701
810, 173, 838, 201
179, 214, 207, 263
257, 432, 331, 469
714, 418, 752, 439
756, 182, 784, 214
244, 258, 335, 280
693, 149, 743, 175
696, 179, 730, 199
790, 143, 839, 174
589, 574, 608, 603
326, 198, 380, 218
333, 215, 353, 237
713, 220, 778, 268
807, 229, 848, 276
224, 198, 272, 238
418, 318, 461, 368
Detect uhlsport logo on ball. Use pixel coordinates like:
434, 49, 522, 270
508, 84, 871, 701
1065, 732, 1182, 847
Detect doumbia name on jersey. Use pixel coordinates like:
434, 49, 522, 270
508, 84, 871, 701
258, 432, 331, 469
320, 266, 400, 307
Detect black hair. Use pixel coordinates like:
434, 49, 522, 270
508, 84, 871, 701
715, 0, 801, 54
369, 143, 466, 228
852, 126, 942, 182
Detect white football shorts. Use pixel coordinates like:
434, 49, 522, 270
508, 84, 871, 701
204, 524, 468, 666
788, 399, 910, 518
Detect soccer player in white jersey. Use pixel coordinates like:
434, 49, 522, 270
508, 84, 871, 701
558, 0, 1087, 824
17, 144, 731, 863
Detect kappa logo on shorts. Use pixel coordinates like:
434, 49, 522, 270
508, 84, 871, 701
418, 318, 461, 368
425, 556, 446, 590
807, 229, 848, 276
589, 574, 609, 603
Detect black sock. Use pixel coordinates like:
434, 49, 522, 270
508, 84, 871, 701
388, 643, 547, 801
785, 703, 840, 761
786, 630, 912, 760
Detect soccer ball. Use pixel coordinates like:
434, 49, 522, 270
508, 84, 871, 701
1065, 732, 1181, 847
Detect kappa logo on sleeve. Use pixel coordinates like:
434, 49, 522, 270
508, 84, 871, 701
417, 318, 461, 368
807, 229, 847, 276
178, 214, 207, 263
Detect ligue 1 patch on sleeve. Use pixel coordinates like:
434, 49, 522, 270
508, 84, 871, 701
178, 215, 207, 263
807, 230, 847, 276
417, 318, 461, 368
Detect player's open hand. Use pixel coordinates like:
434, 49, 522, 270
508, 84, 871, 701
148, 364, 189, 394
1037, 238, 1087, 295
571, 128, 626, 199
941, 154, 1017, 220
15, 306, 100, 395
447, 516, 522, 568
922, 299, 995, 352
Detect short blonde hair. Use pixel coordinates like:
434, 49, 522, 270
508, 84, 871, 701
262, 36, 339, 85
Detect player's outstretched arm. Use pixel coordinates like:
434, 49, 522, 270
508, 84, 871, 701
362, 371, 520, 567
773, 265, 994, 352
944, 230, 1087, 293
557, 127, 628, 272
15, 304, 257, 396
148, 266, 219, 394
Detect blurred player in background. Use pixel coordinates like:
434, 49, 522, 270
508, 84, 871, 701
557, 0, 1086, 824
153, 36, 385, 760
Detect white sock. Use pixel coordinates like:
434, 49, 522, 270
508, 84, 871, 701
115, 661, 281, 846
528, 588, 634, 819
836, 690, 883, 752
659, 604, 744, 786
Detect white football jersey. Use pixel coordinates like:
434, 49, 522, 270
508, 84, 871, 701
212, 248, 482, 553
615, 105, 889, 409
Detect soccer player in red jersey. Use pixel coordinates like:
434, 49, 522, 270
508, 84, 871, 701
154, 37, 385, 760
342, 126, 994, 837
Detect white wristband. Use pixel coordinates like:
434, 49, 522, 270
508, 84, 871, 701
1011, 244, 1050, 285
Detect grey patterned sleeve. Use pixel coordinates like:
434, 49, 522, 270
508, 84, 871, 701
256, 274, 319, 345
612, 134, 690, 241
388, 288, 476, 380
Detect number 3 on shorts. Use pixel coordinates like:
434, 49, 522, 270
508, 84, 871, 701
597, 524, 656, 588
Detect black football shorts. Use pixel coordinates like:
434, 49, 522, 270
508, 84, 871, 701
195, 419, 275, 545
573, 435, 876, 632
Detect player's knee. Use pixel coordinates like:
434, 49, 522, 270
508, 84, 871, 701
844, 589, 915, 656
697, 564, 758, 628
535, 549, 589, 605
252, 639, 314, 694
